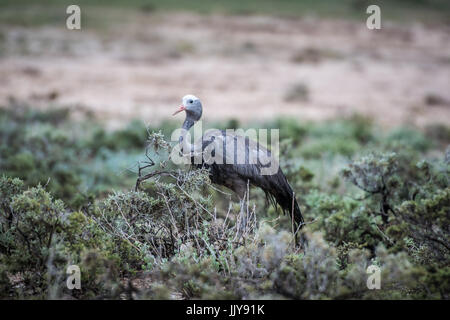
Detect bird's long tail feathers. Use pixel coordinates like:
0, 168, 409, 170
264, 170, 304, 230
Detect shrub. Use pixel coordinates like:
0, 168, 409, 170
0, 105, 448, 300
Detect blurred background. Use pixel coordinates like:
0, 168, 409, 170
1, 0, 449, 128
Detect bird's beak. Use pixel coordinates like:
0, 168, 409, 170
172, 105, 186, 116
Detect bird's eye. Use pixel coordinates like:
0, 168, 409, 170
188, 100, 193, 104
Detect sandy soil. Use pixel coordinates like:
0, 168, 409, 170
1, 12, 449, 128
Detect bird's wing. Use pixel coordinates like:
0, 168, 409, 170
196, 130, 303, 226
198, 130, 277, 170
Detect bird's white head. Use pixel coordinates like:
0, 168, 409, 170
173, 94, 202, 122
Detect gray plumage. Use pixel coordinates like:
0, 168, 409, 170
173, 95, 304, 230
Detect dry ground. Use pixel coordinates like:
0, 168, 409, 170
1, 12, 449, 128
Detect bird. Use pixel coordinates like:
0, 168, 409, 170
172, 94, 304, 232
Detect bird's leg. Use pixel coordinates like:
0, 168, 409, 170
234, 196, 246, 243
232, 182, 248, 242
237, 189, 251, 241
238, 196, 247, 234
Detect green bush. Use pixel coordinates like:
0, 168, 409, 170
0, 105, 448, 299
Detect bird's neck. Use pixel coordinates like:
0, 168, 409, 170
182, 118, 195, 132
179, 118, 195, 151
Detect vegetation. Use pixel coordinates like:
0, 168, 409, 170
0, 104, 448, 299
1, 0, 450, 28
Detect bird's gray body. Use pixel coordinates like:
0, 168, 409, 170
175, 95, 304, 229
